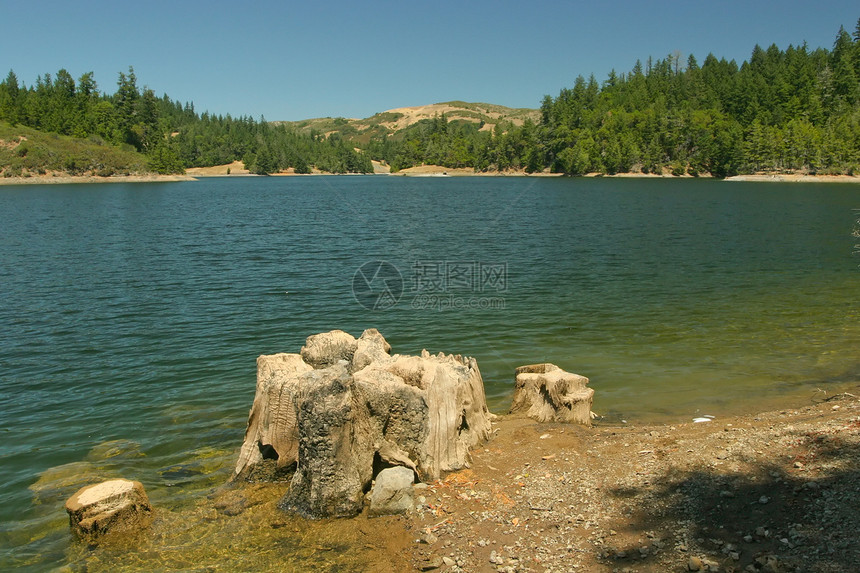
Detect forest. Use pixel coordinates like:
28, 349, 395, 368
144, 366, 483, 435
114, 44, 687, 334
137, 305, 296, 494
0, 68, 373, 175
0, 20, 858, 177
374, 21, 860, 176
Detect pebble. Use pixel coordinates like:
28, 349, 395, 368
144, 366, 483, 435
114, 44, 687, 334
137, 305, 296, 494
687, 556, 704, 571
489, 550, 504, 565
758, 495, 770, 504
419, 532, 438, 544
418, 557, 443, 571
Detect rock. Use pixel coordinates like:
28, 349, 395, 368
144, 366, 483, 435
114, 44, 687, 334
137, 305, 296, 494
64, 479, 152, 540
368, 466, 415, 516
29, 461, 114, 505
510, 363, 594, 425
85, 439, 144, 462
442, 556, 456, 566
419, 531, 438, 544
759, 495, 770, 504
233, 329, 492, 518
687, 556, 704, 571
489, 550, 505, 564
418, 557, 444, 570
755, 554, 780, 572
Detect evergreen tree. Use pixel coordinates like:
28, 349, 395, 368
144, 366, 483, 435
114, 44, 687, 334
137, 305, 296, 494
0, 70, 21, 125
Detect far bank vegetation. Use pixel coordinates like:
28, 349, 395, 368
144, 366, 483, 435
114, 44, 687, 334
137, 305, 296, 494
0, 20, 857, 178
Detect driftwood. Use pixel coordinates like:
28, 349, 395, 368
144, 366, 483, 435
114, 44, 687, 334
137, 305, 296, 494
233, 329, 492, 518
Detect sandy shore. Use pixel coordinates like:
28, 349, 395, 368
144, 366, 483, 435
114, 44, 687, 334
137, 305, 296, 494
0, 174, 196, 185
4, 164, 858, 184
393, 165, 562, 177
185, 161, 250, 176
726, 174, 860, 183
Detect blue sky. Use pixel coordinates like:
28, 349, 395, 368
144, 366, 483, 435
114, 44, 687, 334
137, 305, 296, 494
1, 1, 857, 121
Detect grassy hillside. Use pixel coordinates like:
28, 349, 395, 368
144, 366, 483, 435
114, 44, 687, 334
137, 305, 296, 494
0, 122, 152, 178
280, 101, 540, 145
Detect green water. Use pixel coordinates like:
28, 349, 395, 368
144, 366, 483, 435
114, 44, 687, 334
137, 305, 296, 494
0, 176, 858, 570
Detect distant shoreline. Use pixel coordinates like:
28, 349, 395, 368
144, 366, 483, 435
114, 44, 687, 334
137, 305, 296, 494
2, 168, 858, 185
0, 174, 197, 186
725, 173, 860, 183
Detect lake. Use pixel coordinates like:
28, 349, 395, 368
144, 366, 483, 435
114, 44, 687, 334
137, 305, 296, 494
1, 175, 858, 570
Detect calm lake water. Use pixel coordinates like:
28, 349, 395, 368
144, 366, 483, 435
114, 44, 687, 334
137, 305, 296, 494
1, 176, 858, 570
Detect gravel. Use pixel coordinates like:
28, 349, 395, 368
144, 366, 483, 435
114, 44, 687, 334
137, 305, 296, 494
407, 391, 860, 572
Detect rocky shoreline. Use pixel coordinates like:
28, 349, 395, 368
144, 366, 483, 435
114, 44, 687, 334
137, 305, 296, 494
50, 388, 860, 572
48, 327, 860, 572
407, 391, 860, 573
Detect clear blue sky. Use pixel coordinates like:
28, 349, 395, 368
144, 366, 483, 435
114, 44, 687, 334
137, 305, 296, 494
1, 1, 857, 121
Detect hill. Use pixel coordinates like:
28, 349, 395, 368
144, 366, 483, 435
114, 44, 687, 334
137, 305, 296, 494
0, 121, 154, 179
281, 101, 540, 144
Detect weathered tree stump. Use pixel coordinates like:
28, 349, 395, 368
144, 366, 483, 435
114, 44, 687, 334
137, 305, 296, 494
64, 478, 152, 540
233, 329, 492, 518
510, 363, 594, 425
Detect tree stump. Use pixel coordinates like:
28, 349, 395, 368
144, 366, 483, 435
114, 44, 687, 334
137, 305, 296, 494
510, 363, 594, 425
64, 478, 152, 540
233, 329, 493, 518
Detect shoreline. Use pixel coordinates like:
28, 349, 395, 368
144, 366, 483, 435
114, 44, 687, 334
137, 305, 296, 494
54, 386, 860, 572
2, 169, 858, 186
0, 174, 197, 185
725, 173, 860, 183
405, 388, 860, 572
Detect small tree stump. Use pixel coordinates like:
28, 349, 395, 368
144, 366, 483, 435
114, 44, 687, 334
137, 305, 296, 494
510, 363, 594, 425
65, 478, 152, 540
